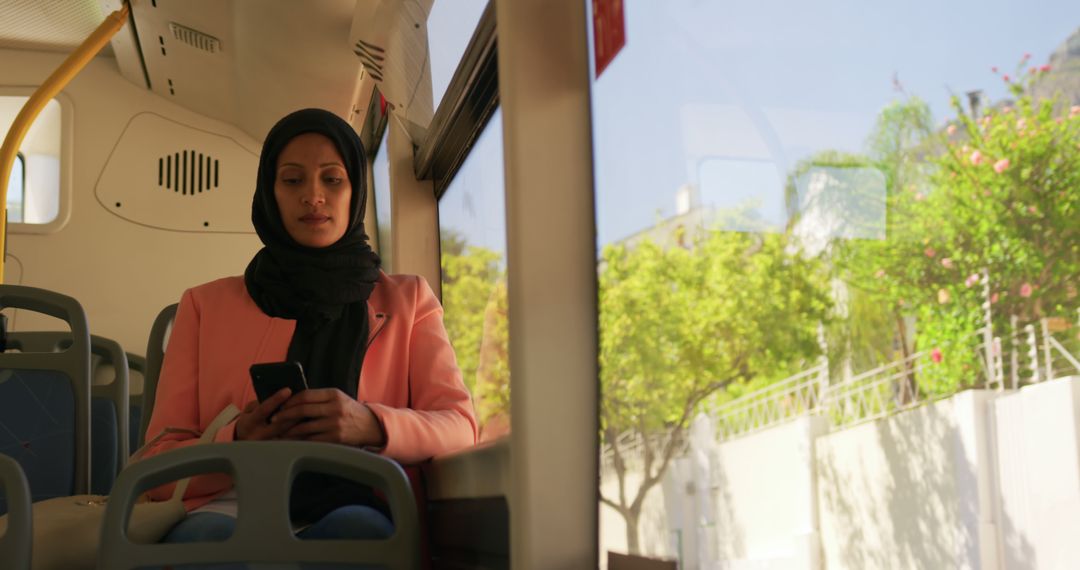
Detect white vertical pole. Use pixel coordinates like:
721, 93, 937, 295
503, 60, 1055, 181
981, 268, 994, 386
1026, 324, 1040, 383
1010, 315, 1019, 390
1041, 318, 1054, 381
497, 0, 599, 567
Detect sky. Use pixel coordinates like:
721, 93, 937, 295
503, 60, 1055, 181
590, 0, 1080, 246
428, 0, 1080, 255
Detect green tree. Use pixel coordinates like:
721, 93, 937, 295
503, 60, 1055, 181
440, 231, 510, 435
598, 227, 831, 553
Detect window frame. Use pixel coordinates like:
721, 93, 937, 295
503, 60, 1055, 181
6, 152, 26, 224
363, 87, 392, 270
0, 87, 74, 234
413, 0, 499, 197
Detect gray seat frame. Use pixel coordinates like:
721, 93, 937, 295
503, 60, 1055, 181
99, 441, 420, 569
0, 454, 32, 570
137, 303, 177, 448
5, 332, 130, 474
0, 285, 92, 495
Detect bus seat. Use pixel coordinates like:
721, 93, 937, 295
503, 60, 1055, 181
137, 303, 176, 449
125, 352, 146, 455
0, 454, 32, 570
0, 285, 91, 512
6, 332, 131, 495
99, 441, 421, 569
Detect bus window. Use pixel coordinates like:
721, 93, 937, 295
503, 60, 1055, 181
591, 0, 1080, 567
438, 107, 508, 442
372, 128, 392, 272
427, 0, 488, 113
5, 153, 24, 223
0, 96, 64, 229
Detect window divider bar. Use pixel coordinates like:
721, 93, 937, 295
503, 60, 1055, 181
413, 0, 499, 195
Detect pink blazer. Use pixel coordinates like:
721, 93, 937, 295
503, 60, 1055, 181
142, 272, 478, 510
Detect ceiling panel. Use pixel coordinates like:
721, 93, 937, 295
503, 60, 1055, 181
0, 0, 108, 53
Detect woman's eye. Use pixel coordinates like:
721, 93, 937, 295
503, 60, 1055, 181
324, 176, 344, 185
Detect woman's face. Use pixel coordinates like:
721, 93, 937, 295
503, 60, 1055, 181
273, 132, 352, 248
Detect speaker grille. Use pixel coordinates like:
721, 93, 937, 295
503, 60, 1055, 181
169, 22, 221, 54
158, 151, 219, 195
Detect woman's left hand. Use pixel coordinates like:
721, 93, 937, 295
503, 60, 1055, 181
272, 388, 386, 447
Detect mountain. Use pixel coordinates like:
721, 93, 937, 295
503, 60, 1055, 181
1033, 26, 1080, 106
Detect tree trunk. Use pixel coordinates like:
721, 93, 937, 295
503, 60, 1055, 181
625, 508, 641, 554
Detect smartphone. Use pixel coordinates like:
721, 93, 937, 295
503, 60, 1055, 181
249, 361, 309, 403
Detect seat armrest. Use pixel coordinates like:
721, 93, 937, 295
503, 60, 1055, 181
424, 438, 511, 501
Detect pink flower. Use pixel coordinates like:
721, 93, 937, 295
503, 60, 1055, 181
993, 158, 1010, 173
1017, 118, 1027, 131
991, 66, 999, 73
1071, 106, 1080, 118
991, 293, 1000, 303
941, 257, 954, 269
875, 269, 886, 279
1040, 65, 1051, 73
925, 247, 936, 258
1028, 205, 1038, 214
915, 192, 925, 201
931, 347, 943, 363
946, 124, 957, 136
1023, 52, 1032, 60
965, 273, 980, 288
1003, 74, 1011, 82
970, 150, 984, 165
1020, 283, 1033, 298
938, 289, 951, 304
1002, 106, 1013, 114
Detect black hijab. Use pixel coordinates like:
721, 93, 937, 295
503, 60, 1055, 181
244, 108, 381, 400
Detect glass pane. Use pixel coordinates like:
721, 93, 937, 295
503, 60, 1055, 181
0, 96, 62, 225
427, 0, 488, 113
438, 108, 508, 442
592, 1, 1080, 568
372, 131, 392, 272
6, 154, 24, 223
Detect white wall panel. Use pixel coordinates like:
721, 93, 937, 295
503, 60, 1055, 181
815, 390, 998, 570
3, 49, 263, 357
992, 376, 1080, 570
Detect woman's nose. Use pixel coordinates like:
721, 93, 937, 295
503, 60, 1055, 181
300, 182, 326, 205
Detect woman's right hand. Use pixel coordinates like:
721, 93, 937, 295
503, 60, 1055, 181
234, 388, 299, 441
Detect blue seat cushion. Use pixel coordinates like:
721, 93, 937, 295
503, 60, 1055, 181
91, 396, 118, 495
0, 369, 75, 515
129, 403, 141, 455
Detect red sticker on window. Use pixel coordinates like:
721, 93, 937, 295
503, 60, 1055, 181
593, 0, 626, 77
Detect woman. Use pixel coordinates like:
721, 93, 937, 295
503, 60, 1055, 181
142, 108, 477, 543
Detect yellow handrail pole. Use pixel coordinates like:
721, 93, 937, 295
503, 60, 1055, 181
0, 3, 130, 282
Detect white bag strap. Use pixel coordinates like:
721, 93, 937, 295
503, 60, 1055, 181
128, 404, 241, 504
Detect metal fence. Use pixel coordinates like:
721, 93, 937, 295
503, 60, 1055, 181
600, 311, 1080, 451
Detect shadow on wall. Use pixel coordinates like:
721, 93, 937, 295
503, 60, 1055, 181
816, 393, 1035, 569
710, 450, 746, 569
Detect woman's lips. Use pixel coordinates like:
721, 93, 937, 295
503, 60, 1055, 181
300, 214, 330, 224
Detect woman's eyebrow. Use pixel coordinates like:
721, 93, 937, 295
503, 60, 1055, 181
276, 162, 344, 169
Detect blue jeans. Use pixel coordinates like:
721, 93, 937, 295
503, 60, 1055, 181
158, 506, 393, 569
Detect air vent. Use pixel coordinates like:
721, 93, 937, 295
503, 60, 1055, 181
353, 39, 385, 81
169, 22, 221, 54
158, 151, 220, 195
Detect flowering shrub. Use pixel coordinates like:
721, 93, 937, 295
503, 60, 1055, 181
835, 61, 1079, 395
